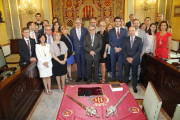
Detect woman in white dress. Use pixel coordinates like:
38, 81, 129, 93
146, 23, 157, 53
36, 33, 53, 95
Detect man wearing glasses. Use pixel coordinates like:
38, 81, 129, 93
45, 25, 53, 44
70, 18, 88, 82
83, 25, 102, 84
109, 16, 128, 83
89, 18, 100, 33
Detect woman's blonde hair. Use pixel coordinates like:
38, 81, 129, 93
53, 31, 61, 40
99, 21, 106, 26
61, 25, 68, 32
105, 23, 114, 32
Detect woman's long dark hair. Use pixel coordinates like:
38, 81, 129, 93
147, 23, 157, 35
52, 21, 61, 32
38, 33, 47, 44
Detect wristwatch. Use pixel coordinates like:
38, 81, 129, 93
64, 59, 67, 61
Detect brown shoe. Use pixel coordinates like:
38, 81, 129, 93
118, 79, 123, 83
86, 81, 91, 84
111, 79, 115, 82
97, 81, 101, 84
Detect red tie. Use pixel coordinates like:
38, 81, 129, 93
117, 29, 119, 38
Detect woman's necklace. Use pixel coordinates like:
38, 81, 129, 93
159, 32, 166, 45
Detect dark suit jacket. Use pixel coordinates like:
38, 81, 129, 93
125, 21, 132, 28
38, 29, 44, 33
17, 38, 36, 65
109, 28, 128, 51
70, 27, 88, 55
83, 34, 102, 60
60, 34, 73, 58
122, 36, 142, 64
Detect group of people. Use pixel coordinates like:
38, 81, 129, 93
17, 13, 172, 94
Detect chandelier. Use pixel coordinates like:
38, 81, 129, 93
18, 0, 36, 15
141, 0, 156, 13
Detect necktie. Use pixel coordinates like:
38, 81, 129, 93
117, 29, 119, 38
27, 40, 31, 56
31, 32, 34, 39
91, 35, 94, 47
48, 35, 51, 44
131, 37, 134, 48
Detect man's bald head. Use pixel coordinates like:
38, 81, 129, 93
129, 26, 135, 37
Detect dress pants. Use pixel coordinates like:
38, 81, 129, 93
75, 51, 86, 78
86, 59, 99, 82
129, 56, 142, 80
124, 61, 139, 88
106, 54, 111, 72
110, 51, 123, 79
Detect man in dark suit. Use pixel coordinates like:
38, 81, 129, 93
122, 26, 143, 93
38, 20, 49, 33
83, 25, 102, 84
27, 21, 39, 43
70, 18, 88, 82
18, 27, 36, 66
125, 14, 135, 29
109, 16, 128, 83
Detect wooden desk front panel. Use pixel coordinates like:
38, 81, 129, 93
140, 54, 180, 118
0, 62, 44, 120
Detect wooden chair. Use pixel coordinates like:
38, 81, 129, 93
136, 81, 162, 120
172, 104, 180, 120
0, 45, 19, 72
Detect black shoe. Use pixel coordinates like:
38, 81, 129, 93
133, 87, 138, 93
83, 77, 88, 81
76, 78, 82, 82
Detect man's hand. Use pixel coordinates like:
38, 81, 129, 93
115, 47, 121, 53
103, 52, 107, 58
140, 54, 143, 57
127, 57, 133, 63
90, 51, 95, 57
30, 57, 36, 62
72, 51, 75, 55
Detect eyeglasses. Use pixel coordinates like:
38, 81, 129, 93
89, 29, 95, 31
46, 29, 52, 31
75, 22, 81, 24
100, 25, 105, 27
115, 21, 121, 23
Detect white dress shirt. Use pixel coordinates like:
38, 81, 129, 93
130, 35, 135, 43
131, 21, 133, 26
146, 33, 154, 53
24, 37, 32, 56
46, 34, 54, 44
135, 29, 139, 36
76, 28, 81, 40
115, 27, 121, 36
30, 31, 37, 43
90, 34, 95, 46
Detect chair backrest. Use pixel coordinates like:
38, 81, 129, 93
143, 81, 162, 120
0, 45, 7, 68
172, 104, 180, 120
2, 44, 11, 56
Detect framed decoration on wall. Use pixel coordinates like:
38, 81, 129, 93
174, 5, 180, 17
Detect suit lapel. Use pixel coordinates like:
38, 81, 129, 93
74, 28, 79, 40
112, 28, 117, 39
93, 34, 98, 48
131, 36, 138, 49
80, 28, 83, 40
118, 28, 123, 40
22, 38, 30, 55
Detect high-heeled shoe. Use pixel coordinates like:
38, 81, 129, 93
100, 78, 105, 83
49, 90, 53, 94
69, 77, 74, 82
65, 79, 70, 84
45, 90, 50, 95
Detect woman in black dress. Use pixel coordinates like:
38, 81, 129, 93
97, 21, 109, 83
50, 31, 68, 92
